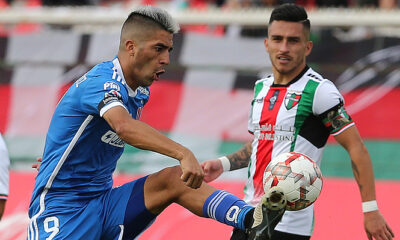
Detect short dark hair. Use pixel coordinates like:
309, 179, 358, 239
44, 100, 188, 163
122, 6, 179, 35
269, 3, 310, 31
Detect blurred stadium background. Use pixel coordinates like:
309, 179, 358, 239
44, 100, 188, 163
0, 0, 399, 239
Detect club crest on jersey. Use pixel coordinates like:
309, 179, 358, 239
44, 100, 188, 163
284, 92, 301, 110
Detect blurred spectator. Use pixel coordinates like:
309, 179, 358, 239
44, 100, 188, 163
316, 0, 348, 7
0, 134, 9, 220
355, 0, 378, 7
379, 0, 398, 8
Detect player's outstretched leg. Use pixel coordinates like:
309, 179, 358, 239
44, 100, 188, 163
142, 166, 286, 239
247, 186, 287, 240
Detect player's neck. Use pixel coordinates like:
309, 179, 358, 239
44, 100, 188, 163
272, 64, 307, 85
117, 54, 139, 91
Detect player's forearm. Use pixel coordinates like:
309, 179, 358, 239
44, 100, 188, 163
349, 144, 377, 202
226, 142, 252, 171
0, 200, 5, 220
118, 118, 192, 162
335, 126, 377, 202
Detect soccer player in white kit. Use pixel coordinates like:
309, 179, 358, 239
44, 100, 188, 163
0, 133, 10, 220
202, 3, 394, 240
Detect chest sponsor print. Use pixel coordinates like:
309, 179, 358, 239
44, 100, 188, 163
101, 130, 125, 147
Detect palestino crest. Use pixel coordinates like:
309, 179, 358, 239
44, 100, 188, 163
284, 92, 301, 110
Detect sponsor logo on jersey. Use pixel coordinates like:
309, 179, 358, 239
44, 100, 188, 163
104, 81, 120, 91
254, 97, 264, 103
256, 124, 295, 141
284, 92, 302, 110
101, 130, 125, 147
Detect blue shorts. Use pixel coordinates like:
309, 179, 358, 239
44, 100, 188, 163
28, 176, 157, 240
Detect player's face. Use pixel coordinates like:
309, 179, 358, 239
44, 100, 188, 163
131, 29, 173, 88
265, 21, 312, 79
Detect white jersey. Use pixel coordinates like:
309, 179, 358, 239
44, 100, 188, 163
0, 134, 10, 200
245, 67, 354, 236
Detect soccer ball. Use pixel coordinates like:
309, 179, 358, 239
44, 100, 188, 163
263, 152, 323, 211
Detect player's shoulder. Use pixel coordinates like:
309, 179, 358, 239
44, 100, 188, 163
304, 68, 325, 83
81, 61, 127, 91
87, 61, 115, 82
305, 68, 336, 87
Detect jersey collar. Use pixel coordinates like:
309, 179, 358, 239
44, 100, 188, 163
112, 57, 137, 97
271, 65, 310, 87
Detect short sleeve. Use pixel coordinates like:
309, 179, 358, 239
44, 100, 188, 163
314, 80, 354, 135
313, 80, 343, 115
80, 76, 129, 117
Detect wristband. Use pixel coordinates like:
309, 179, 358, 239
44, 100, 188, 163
218, 156, 231, 172
362, 200, 378, 213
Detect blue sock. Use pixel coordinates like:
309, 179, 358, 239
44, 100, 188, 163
202, 190, 253, 230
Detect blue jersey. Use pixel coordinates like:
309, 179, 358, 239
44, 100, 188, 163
30, 58, 149, 205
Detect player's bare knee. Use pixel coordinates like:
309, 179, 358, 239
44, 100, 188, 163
153, 166, 183, 189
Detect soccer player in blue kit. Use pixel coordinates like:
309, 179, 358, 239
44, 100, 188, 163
27, 6, 284, 240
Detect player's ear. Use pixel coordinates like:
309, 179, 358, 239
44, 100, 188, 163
305, 40, 313, 57
125, 40, 135, 56
264, 37, 269, 52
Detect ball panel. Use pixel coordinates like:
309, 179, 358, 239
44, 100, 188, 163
263, 152, 323, 211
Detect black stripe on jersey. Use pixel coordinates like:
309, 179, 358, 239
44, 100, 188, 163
306, 73, 323, 82
298, 113, 330, 149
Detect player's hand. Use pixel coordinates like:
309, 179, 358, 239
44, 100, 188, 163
32, 157, 42, 171
179, 150, 204, 189
364, 210, 394, 240
201, 159, 224, 183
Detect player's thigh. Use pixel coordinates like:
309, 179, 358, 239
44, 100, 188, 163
28, 205, 102, 240
104, 176, 157, 240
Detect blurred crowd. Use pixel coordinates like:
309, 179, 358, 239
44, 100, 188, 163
0, 0, 399, 9
219, 0, 399, 9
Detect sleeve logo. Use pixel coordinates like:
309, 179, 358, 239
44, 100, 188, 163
104, 81, 120, 91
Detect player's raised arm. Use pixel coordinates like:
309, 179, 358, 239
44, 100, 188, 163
202, 141, 252, 182
334, 125, 394, 240
103, 105, 204, 189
